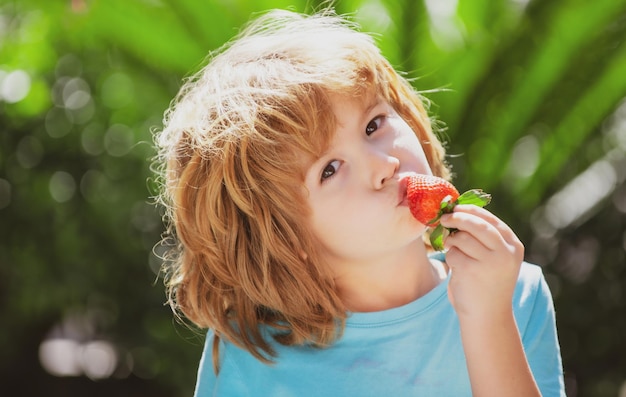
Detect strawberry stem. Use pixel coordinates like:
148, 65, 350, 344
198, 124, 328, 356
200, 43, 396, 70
428, 189, 492, 251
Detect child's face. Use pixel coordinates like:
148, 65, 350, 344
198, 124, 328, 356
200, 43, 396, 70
304, 93, 433, 270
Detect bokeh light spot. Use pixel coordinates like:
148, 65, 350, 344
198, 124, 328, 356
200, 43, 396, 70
0, 70, 31, 103
55, 53, 83, 78
49, 171, 76, 203
45, 107, 72, 138
79, 340, 118, 380
16, 135, 44, 169
81, 123, 105, 155
104, 124, 134, 157
62, 77, 90, 109
80, 169, 106, 202
506, 134, 540, 180
39, 339, 82, 377
355, 0, 392, 33
544, 160, 617, 230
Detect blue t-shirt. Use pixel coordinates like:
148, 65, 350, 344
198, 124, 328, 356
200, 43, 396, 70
193, 262, 565, 396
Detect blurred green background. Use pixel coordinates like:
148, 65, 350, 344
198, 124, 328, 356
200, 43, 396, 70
1, 0, 625, 396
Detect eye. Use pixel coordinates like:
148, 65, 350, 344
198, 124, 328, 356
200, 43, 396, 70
365, 116, 384, 136
321, 160, 340, 182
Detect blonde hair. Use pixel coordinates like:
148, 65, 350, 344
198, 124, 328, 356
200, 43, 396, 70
153, 9, 450, 370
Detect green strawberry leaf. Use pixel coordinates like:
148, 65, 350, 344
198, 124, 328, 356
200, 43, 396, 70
439, 195, 456, 212
440, 195, 457, 211
428, 189, 491, 251
430, 224, 446, 251
456, 189, 491, 207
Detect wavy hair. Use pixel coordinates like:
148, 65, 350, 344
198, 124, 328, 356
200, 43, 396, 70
153, 8, 450, 371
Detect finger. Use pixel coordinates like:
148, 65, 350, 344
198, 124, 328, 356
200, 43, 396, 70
443, 205, 525, 263
440, 208, 506, 251
444, 229, 490, 261
446, 205, 520, 245
445, 245, 478, 269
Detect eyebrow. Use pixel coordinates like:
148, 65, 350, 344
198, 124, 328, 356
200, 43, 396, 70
364, 96, 382, 117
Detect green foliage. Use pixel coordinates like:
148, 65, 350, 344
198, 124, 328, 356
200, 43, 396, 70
1, 0, 625, 396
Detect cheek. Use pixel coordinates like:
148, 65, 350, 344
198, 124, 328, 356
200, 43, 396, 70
391, 119, 428, 155
310, 195, 355, 233
396, 134, 431, 172
308, 197, 370, 256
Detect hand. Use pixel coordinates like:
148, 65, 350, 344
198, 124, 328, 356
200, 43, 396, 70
439, 205, 524, 320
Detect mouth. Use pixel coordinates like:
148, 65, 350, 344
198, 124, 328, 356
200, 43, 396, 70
397, 177, 409, 206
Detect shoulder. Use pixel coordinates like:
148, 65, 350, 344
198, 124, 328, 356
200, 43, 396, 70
514, 262, 552, 303
194, 331, 252, 397
513, 263, 566, 396
514, 262, 546, 299
512, 262, 557, 335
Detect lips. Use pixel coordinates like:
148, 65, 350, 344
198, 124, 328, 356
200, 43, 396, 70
397, 177, 409, 206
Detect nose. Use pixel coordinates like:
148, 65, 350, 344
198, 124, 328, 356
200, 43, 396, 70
368, 150, 400, 190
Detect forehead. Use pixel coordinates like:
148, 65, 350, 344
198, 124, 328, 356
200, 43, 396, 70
329, 91, 380, 125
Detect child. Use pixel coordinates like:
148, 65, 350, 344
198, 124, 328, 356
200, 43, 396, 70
154, 8, 565, 397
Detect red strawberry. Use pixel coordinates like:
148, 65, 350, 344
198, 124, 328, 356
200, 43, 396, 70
405, 174, 492, 250
406, 174, 459, 225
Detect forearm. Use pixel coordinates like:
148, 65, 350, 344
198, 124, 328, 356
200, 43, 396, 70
459, 310, 541, 397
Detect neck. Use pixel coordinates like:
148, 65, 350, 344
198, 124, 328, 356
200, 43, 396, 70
333, 242, 446, 313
